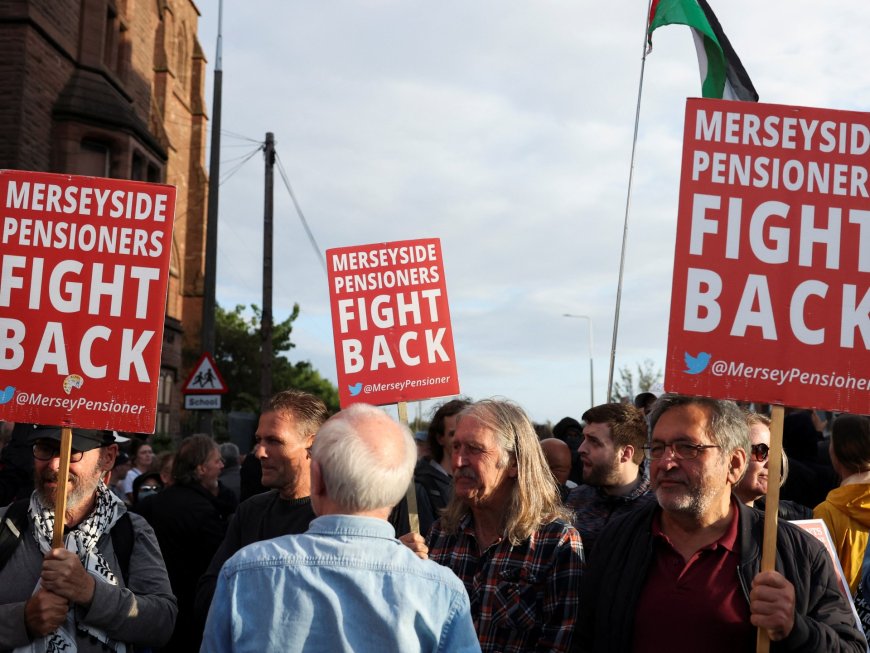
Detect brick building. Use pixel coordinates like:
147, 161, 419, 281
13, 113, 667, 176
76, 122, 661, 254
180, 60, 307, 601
0, 0, 210, 437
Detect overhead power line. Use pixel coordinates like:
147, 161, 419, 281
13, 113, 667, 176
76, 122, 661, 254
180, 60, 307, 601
275, 152, 327, 274
220, 144, 263, 185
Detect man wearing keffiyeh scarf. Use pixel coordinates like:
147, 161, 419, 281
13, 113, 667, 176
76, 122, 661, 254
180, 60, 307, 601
0, 426, 177, 653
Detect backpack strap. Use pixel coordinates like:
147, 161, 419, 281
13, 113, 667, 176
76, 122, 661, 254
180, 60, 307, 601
0, 499, 30, 572
110, 512, 134, 585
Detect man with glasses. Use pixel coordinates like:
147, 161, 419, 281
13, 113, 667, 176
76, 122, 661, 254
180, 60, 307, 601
0, 425, 176, 652
574, 394, 865, 653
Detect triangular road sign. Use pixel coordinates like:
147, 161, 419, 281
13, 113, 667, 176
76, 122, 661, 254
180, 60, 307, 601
182, 353, 228, 394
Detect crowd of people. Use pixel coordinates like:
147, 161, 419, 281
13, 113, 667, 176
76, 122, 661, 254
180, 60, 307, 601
0, 391, 868, 652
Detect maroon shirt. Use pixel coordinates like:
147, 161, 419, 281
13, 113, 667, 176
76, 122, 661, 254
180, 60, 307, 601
632, 502, 755, 652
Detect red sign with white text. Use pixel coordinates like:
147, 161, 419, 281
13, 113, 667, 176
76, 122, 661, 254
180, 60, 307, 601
666, 99, 869, 414
327, 238, 460, 407
0, 169, 176, 431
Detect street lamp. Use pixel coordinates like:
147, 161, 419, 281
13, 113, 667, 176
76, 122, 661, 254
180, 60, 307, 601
563, 313, 594, 409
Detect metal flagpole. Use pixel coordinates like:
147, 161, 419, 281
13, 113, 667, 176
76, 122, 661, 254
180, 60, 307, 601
607, 0, 655, 403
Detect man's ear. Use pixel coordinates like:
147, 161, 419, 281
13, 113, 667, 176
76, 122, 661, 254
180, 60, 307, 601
310, 459, 325, 496
101, 444, 119, 471
727, 447, 748, 485
507, 456, 519, 479
619, 444, 635, 464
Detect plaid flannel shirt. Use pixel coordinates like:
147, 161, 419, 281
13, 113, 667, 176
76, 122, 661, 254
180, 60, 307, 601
427, 514, 584, 653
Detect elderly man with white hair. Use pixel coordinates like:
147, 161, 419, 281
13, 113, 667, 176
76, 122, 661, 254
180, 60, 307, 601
201, 403, 480, 653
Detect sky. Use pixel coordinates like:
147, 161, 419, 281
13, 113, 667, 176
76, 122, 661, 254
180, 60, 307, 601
195, 1, 870, 425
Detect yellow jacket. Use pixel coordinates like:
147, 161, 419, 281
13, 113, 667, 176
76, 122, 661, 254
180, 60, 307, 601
814, 483, 870, 596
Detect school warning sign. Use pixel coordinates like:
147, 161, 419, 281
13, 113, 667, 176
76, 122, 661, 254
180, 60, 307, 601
0, 170, 176, 431
327, 238, 460, 407
666, 99, 870, 414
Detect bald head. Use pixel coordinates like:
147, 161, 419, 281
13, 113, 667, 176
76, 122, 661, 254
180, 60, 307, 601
311, 404, 416, 515
540, 438, 572, 486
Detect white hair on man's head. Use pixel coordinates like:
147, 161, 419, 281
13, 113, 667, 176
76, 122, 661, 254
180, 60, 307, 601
311, 403, 416, 513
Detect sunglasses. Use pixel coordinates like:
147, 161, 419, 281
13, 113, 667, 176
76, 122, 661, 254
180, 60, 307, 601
750, 443, 770, 462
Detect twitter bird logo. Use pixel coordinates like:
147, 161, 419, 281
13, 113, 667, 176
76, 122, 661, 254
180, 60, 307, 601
348, 382, 363, 397
0, 386, 14, 405
684, 352, 711, 375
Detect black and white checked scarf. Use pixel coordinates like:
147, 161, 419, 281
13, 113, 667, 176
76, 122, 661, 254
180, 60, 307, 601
17, 481, 128, 653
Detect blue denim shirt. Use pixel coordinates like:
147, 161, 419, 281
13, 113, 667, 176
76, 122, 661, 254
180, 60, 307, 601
201, 514, 481, 653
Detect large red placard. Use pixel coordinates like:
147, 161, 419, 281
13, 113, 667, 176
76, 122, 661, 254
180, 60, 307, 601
0, 170, 176, 431
666, 99, 869, 414
327, 238, 460, 407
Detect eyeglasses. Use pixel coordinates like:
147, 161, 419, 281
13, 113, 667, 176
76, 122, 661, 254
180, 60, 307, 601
32, 442, 84, 463
750, 443, 770, 462
643, 442, 721, 460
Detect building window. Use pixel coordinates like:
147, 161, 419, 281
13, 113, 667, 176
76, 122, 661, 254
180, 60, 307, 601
103, 6, 119, 73
78, 140, 111, 177
131, 152, 145, 180
175, 23, 190, 87
156, 369, 174, 435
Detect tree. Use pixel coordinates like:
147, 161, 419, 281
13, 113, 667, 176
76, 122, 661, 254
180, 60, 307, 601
213, 303, 339, 414
610, 359, 663, 403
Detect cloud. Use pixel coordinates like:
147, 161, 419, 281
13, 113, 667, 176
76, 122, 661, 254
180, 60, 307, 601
199, 1, 869, 422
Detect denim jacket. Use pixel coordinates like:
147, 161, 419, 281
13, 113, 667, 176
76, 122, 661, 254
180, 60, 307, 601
201, 514, 481, 653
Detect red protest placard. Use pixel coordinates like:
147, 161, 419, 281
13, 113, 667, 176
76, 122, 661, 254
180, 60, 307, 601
666, 99, 869, 414
0, 169, 176, 431
327, 238, 460, 407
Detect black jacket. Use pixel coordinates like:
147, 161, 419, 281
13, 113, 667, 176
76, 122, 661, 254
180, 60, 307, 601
414, 458, 452, 536
136, 482, 236, 653
576, 500, 866, 652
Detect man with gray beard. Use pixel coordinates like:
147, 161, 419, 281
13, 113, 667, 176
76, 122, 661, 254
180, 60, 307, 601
0, 425, 176, 652
574, 395, 866, 653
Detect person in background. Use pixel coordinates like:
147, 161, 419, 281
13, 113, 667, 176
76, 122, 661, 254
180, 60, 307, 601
540, 438, 577, 502
414, 431, 431, 460
202, 403, 481, 653
195, 389, 329, 622
108, 452, 131, 502
219, 442, 242, 501
733, 412, 811, 520
814, 414, 870, 597
414, 398, 470, 536
552, 416, 584, 486
137, 434, 236, 652
156, 451, 174, 487
0, 422, 35, 505
566, 403, 655, 555
120, 439, 154, 504
131, 471, 164, 506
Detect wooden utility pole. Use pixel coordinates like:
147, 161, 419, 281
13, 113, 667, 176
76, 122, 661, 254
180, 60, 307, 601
261, 132, 275, 406
200, 0, 223, 433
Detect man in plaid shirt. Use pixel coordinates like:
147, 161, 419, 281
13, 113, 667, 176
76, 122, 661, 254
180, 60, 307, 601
404, 399, 584, 653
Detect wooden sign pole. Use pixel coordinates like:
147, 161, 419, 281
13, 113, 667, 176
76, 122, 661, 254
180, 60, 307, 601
397, 401, 420, 534
756, 405, 785, 653
51, 426, 73, 549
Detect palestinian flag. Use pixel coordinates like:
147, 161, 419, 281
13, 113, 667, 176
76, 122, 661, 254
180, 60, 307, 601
648, 0, 758, 102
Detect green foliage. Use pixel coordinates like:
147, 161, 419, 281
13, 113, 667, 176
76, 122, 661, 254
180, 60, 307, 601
214, 303, 339, 414
610, 359, 662, 403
